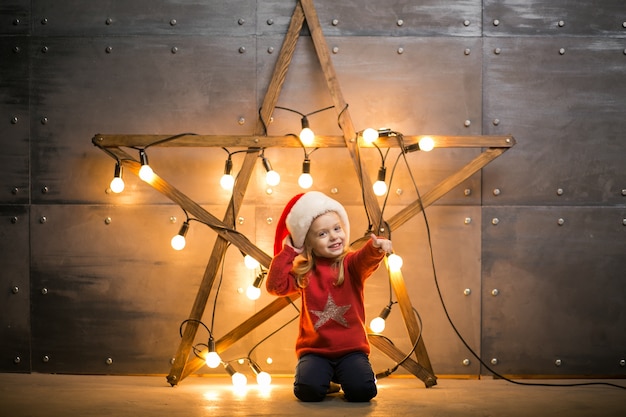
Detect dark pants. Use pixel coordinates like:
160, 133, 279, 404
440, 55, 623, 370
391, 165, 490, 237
293, 352, 377, 402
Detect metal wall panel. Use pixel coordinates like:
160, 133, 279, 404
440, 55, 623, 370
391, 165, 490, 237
0, 206, 30, 372
484, 0, 626, 37
31, 0, 257, 36
482, 206, 626, 375
0, 38, 30, 205
0, 0, 30, 35
30, 35, 257, 205
483, 37, 626, 206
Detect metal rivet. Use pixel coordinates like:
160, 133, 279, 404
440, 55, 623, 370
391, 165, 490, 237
395, 188, 403, 196
623, 22, 626, 28
13, 46, 21, 53
491, 358, 498, 365
105, 18, 113, 25
332, 46, 339, 54
556, 188, 564, 196
106, 357, 113, 365
41, 46, 49, 53
238, 46, 246, 53
557, 218, 565, 226
620, 359, 625, 366
11, 116, 18, 124
464, 188, 471, 196
332, 19, 339, 26
491, 289, 499, 296
170, 357, 176, 365
464, 119, 471, 127
379, 227, 386, 234
105, 46, 112, 54
266, 217, 273, 225
462, 358, 471, 366
267, 46, 274, 54
13, 19, 20, 25
558, 20, 565, 27
267, 19, 274, 25
170, 19, 177, 26
464, 48, 471, 55
397, 47, 404, 54
464, 217, 472, 225
491, 218, 499, 225
559, 48, 566, 55
238, 18, 245, 25
463, 20, 470, 27
170, 216, 177, 224
621, 189, 626, 196
493, 118, 500, 126
266, 187, 273, 195
14, 356, 21, 364
463, 288, 471, 296
171, 46, 178, 54
238, 117, 245, 125
41, 186, 49, 193
41, 117, 48, 125
41, 288, 48, 295
238, 217, 244, 225
494, 47, 501, 55
11, 216, 18, 223
12, 286, 19, 294
555, 359, 562, 366
493, 188, 501, 196
104, 217, 112, 225
330, 188, 338, 194
493, 19, 500, 26
622, 219, 626, 226
42, 355, 50, 362
40, 216, 47, 224
41, 18, 48, 25
397, 19, 404, 27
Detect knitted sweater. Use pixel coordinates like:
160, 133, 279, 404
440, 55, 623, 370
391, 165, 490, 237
266, 240, 385, 359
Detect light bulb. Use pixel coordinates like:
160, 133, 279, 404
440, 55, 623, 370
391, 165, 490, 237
171, 234, 186, 250
110, 177, 125, 193
370, 316, 386, 333
299, 127, 315, 146
298, 173, 313, 189
387, 253, 403, 271
205, 351, 221, 369
220, 174, 235, 190
419, 136, 435, 152
362, 128, 379, 144
256, 371, 271, 386
265, 170, 280, 186
138, 150, 155, 182
244, 255, 260, 270
231, 372, 248, 388
373, 180, 387, 196
246, 285, 261, 300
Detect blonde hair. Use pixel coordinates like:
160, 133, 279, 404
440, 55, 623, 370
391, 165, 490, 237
293, 241, 349, 288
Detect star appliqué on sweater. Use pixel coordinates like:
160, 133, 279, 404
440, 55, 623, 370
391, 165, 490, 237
310, 294, 351, 331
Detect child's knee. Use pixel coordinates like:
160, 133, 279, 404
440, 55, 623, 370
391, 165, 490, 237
294, 383, 327, 402
342, 381, 377, 402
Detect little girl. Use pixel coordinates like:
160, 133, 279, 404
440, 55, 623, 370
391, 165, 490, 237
266, 191, 393, 402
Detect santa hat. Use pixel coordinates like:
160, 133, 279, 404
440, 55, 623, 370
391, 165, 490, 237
273, 191, 350, 255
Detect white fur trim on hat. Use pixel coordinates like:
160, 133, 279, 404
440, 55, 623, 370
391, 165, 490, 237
285, 191, 350, 249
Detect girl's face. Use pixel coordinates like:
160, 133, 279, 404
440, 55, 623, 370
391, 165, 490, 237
305, 211, 346, 258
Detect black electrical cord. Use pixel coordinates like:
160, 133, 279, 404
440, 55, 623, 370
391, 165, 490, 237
398, 146, 625, 390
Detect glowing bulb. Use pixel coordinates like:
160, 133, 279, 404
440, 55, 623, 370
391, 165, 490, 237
388, 253, 403, 271
205, 351, 221, 369
419, 136, 435, 152
246, 285, 261, 300
298, 173, 313, 189
171, 234, 186, 250
220, 174, 235, 190
138, 164, 154, 182
110, 177, 125, 193
370, 316, 386, 333
244, 255, 260, 269
256, 371, 271, 386
373, 180, 387, 196
362, 128, 379, 143
231, 372, 248, 387
265, 170, 280, 186
299, 127, 315, 146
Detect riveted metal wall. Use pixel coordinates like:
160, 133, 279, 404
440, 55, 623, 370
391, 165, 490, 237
0, 0, 625, 379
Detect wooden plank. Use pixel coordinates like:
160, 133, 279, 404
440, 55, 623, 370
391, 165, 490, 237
369, 334, 437, 388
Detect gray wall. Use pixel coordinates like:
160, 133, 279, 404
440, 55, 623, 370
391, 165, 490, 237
1, 0, 625, 379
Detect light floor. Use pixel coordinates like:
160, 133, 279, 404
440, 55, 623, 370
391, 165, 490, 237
1, 373, 624, 417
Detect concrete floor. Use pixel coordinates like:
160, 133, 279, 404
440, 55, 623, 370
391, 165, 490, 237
0, 373, 624, 417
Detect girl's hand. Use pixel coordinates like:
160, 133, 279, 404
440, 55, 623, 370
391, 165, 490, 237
370, 234, 393, 254
284, 235, 304, 254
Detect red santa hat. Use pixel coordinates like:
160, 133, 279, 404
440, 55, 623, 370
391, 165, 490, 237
273, 191, 350, 255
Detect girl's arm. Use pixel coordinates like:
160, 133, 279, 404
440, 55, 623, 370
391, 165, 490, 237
266, 246, 300, 296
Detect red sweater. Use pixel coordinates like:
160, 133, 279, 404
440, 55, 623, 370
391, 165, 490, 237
266, 240, 385, 359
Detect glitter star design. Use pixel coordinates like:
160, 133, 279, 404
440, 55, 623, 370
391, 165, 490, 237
310, 294, 351, 331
